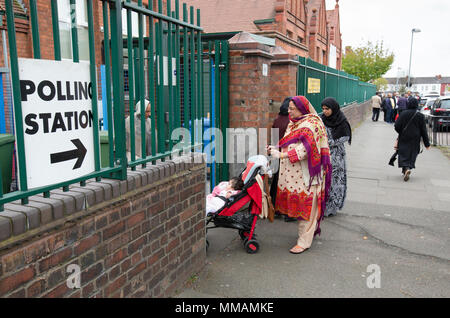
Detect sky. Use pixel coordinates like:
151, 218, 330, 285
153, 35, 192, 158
325, 0, 450, 78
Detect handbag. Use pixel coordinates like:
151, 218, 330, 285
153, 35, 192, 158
388, 150, 398, 166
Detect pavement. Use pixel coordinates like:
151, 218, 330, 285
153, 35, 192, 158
175, 116, 450, 298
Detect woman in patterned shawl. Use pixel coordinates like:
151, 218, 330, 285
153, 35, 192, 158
320, 97, 352, 217
267, 96, 332, 254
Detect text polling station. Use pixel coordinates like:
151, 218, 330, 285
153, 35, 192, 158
18, 58, 95, 189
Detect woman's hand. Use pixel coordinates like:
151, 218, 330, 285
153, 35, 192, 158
266, 145, 281, 158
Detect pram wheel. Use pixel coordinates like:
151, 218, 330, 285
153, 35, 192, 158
239, 230, 249, 241
244, 239, 260, 254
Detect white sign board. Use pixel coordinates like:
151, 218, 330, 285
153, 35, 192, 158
262, 63, 268, 77
329, 44, 337, 69
156, 56, 177, 86
18, 58, 95, 189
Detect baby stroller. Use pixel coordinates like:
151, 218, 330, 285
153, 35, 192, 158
206, 155, 271, 254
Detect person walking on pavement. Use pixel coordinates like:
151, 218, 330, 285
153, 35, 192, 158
394, 97, 430, 181
371, 92, 382, 121
381, 93, 388, 122
406, 90, 414, 103
269, 97, 296, 222
393, 92, 399, 121
397, 93, 408, 116
382, 93, 396, 123
267, 96, 332, 254
320, 97, 352, 217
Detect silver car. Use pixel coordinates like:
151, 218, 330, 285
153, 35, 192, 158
420, 98, 437, 124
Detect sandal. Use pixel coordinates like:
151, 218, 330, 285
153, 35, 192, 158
289, 245, 308, 254
404, 170, 411, 182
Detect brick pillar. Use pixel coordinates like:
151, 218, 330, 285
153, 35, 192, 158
226, 33, 301, 177
269, 46, 300, 122
228, 32, 274, 176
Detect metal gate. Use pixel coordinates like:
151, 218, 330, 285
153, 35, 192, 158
0, 0, 205, 210
201, 38, 229, 190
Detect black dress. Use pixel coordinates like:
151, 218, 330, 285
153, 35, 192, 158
394, 109, 430, 169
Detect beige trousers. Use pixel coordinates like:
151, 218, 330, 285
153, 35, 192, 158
297, 185, 320, 249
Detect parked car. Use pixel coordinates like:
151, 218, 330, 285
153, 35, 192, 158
429, 96, 450, 132
423, 92, 440, 98
420, 98, 437, 124
419, 97, 428, 108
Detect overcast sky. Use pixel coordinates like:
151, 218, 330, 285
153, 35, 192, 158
325, 0, 450, 78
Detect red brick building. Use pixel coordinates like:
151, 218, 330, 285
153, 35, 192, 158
183, 0, 343, 68
326, 0, 342, 69
306, 0, 327, 65
182, 0, 309, 57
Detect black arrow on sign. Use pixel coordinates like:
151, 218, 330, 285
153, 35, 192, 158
50, 139, 87, 170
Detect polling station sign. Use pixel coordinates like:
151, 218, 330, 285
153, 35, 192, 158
17, 58, 95, 189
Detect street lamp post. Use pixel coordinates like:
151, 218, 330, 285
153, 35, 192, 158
407, 28, 421, 89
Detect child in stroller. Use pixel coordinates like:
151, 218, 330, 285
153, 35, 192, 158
206, 177, 245, 215
206, 155, 271, 254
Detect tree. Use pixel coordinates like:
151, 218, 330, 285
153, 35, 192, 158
342, 41, 394, 82
373, 78, 388, 91
398, 85, 407, 95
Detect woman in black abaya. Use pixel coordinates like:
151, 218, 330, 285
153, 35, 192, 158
394, 97, 430, 181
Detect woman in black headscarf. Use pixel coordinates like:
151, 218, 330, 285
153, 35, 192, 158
320, 97, 352, 217
270, 97, 295, 221
394, 97, 430, 181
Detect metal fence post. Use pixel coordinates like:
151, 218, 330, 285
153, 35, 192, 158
5, 0, 28, 203
109, 0, 127, 180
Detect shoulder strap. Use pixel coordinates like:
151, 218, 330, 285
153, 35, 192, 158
402, 111, 418, 135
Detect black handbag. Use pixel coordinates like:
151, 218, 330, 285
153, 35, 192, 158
388, 150, 398, 166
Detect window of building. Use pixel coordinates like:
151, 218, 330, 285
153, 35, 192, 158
297, 36, 303, 44
58, 0, 89, 61
286, 30, 293, 39
121, 7, 145, 37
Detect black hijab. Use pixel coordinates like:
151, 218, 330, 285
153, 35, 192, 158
320, 97, 352, 145
279, 97, 291, 115
407, 97, 419, 110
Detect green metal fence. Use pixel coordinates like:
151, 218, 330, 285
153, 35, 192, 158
0, 0, 204, 211
297, 56, 376, 112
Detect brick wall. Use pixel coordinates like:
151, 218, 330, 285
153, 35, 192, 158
341, 100, 372, 129
0, 153, 207, 298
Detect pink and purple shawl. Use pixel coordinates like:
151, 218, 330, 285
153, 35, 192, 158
278, 96, 332, 236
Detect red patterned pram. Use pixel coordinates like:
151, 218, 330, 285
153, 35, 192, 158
206, 155, 271, 254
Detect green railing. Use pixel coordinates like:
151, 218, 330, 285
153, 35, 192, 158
297, 56, 376, 112
0, 0, 204, 211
